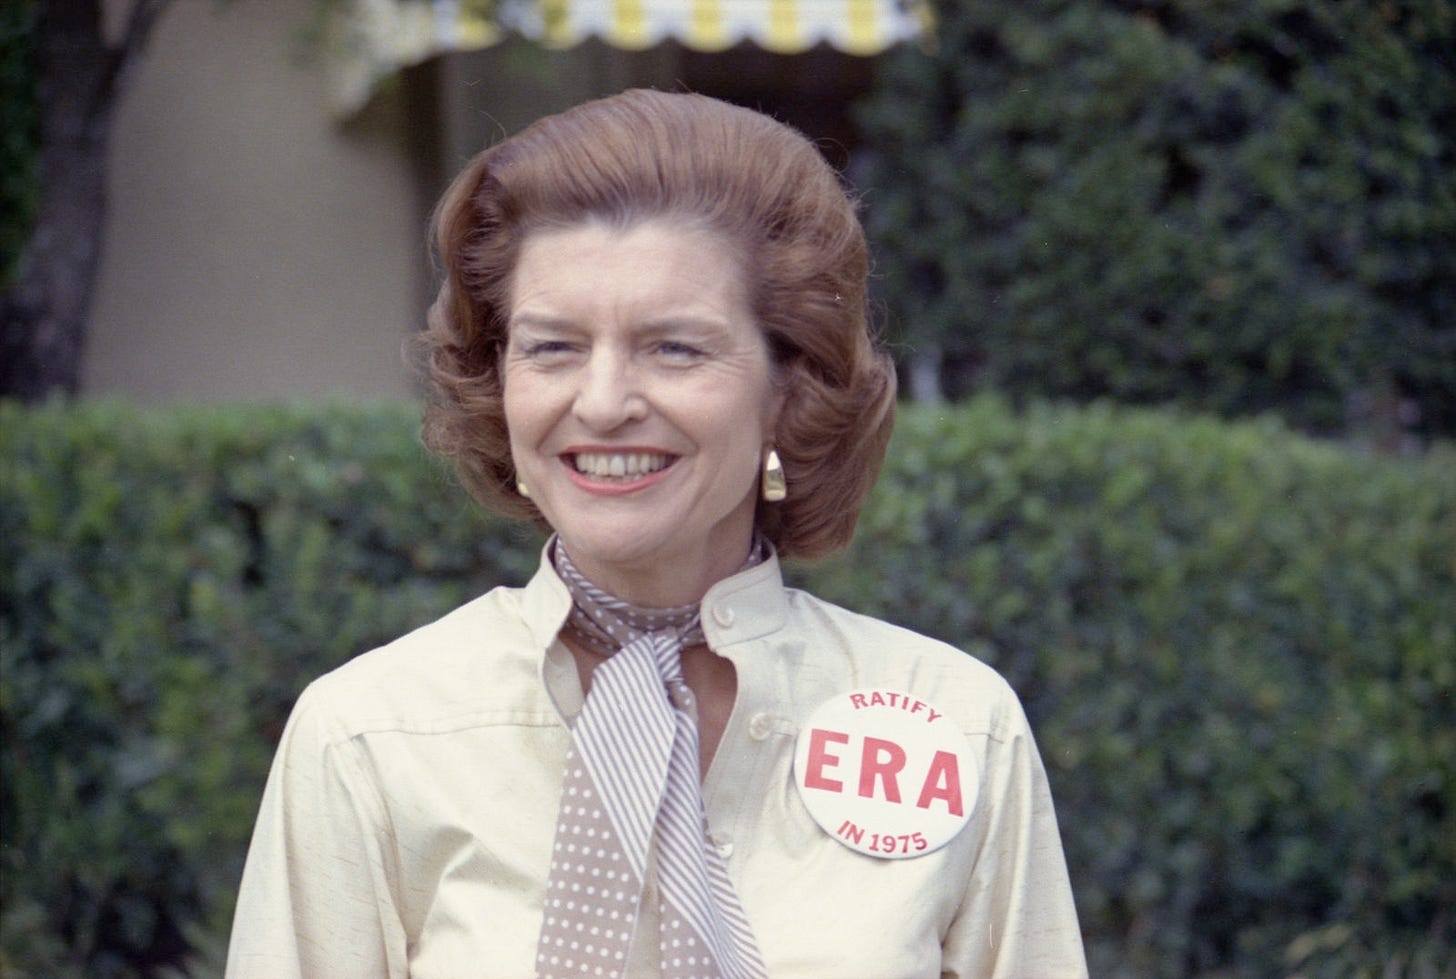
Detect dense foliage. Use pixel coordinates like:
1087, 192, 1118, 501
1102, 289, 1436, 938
857, 0, 1456, 440
2, 400, 1453, 976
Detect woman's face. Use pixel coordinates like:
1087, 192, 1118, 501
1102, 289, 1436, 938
502, 219, 782, 606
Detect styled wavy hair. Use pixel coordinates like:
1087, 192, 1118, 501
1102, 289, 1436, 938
420, 89, 896, 560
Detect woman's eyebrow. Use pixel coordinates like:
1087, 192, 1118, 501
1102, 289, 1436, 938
506, 312, 579, 333
509, 312, 734, 336
637, 313, 735, 334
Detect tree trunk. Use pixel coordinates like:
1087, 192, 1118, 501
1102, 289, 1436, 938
0, 0, 170, 401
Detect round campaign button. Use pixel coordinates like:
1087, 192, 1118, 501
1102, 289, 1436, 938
793, 689, 977, 859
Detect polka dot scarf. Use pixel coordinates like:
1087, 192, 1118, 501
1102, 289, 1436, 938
536, 539, 768, 979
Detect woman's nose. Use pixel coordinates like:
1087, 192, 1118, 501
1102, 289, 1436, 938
572, 351, 646, 431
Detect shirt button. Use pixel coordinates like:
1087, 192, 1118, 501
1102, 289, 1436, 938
712, 605, 736, 628
748, 713, 772, 740
712, 839, 735, 859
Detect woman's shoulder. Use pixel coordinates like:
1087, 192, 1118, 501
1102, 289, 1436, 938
782, 585, 1000, 674
289, 581, 559, 742
779, 587, 1025, 737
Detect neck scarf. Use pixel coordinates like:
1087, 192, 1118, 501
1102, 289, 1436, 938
535, 539, 768, 979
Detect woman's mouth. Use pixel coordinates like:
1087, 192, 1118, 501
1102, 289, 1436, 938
568, 451, 675, 483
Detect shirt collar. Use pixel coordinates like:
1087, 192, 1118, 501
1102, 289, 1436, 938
698, 550, 789, 646
520, 537, 791, 655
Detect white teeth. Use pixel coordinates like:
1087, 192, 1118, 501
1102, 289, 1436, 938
573, 452, 670, 480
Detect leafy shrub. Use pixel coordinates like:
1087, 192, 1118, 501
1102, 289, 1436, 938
0, 401, 536, 977
800, 398, 1456, 976
2, 398, 1452, 976
857, 0, 1456, 439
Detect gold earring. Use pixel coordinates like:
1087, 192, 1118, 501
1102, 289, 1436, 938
762, 449, 787, 502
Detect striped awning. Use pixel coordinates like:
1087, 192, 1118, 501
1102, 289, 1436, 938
327, 0, 931, 113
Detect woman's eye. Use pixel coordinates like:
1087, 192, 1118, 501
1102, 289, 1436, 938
655, 340, 705, 360
520, 340, 577, 360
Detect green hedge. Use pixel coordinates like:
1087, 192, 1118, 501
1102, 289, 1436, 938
857, 0, 1456, 438
2, 399, 1452, 977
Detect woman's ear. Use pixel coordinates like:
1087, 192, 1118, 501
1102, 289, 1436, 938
766, 390, 787, 440
764, 361, 790, 439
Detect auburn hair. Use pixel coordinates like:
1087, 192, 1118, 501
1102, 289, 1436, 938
419, 89, 896, 559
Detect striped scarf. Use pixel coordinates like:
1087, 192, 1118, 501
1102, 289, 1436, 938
535, 539, 768, 979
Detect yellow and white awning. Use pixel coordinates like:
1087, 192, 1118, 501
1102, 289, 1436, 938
327, 0, 932, 113
521, 0, 931, 55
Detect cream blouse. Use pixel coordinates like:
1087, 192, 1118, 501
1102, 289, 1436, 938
226, 547, 1087, 978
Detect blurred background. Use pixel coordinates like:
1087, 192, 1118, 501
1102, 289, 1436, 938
3, 0, 1454, 976
4, 0, 923, 404
6, 0, 1453, 437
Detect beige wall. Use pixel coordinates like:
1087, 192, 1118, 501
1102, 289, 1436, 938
81, 1, 866, 404
86, 0, 425, 403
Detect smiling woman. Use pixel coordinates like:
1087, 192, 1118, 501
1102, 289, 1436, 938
225, 90, 1088, 979
420, 90, 895, 563
503, 221, 779, 606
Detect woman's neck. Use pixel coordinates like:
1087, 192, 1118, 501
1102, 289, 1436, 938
559, 536, 759, 609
